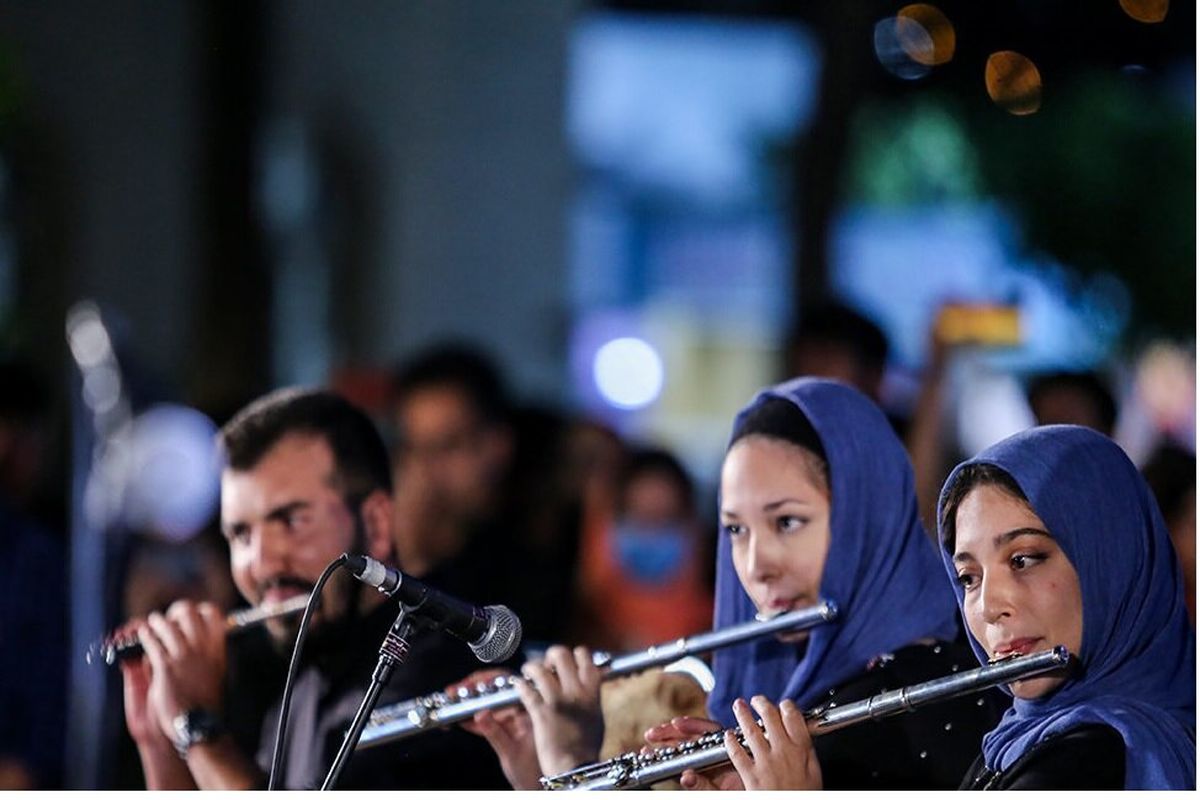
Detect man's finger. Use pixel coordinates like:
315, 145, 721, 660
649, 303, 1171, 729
138, 622, 168, 674
146, 613, 184, 660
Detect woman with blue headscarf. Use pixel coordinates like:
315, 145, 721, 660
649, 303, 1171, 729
935, 424, 1195, 789
644, 377, 1004, 789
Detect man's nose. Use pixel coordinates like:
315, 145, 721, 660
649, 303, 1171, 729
249, 522, 289, 578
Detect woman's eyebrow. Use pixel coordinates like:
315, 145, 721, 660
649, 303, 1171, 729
762, 498, 813, 512
953, 528, 1052, 563
994, 527, 1053, 547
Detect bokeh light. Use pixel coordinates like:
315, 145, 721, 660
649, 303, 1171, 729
1136, 341, 1195, 437
985, 51, 1042, 115
897, 4, 956, 66
593, 337, 665, 410
874, 17, 932, 80
1119, 0, 1169, 24
123, 404, 222, 543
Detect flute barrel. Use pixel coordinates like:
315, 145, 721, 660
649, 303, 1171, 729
84, 594, 312, 667
357, 601, 838, 750
540, 646, 1072, 791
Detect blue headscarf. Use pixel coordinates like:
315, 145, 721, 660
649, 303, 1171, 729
936, 425, 1196, 789
708, 378, 959, 725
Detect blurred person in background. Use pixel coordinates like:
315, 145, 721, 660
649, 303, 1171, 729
388, 343, 575, 644
575, 446, 713, 651
0, 358, 66, 789
785, 300, 949, 527
1026, 371, 1117, 436
117, 387, 507, 789
785, 301, 891, 414
1141, 442, 1196, 625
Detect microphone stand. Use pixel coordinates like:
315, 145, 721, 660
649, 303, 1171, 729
320, 605, 419, 790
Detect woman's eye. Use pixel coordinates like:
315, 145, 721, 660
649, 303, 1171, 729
722, 523, 745, 538
1010, 552, 1046, 571
955, 572, 978, 590
777, 515, 808, 533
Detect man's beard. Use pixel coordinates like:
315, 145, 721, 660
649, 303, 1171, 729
263, 513, 372, 659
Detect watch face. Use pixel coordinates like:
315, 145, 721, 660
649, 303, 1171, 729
173, 709, 222, 757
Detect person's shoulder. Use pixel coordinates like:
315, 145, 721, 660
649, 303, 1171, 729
999, 723, 1125, 789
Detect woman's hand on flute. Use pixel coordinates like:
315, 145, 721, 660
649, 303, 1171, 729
517, 645, 605, 778
643, 716, 744, 790
450, 669, 544, 791
723, 696, 822, 791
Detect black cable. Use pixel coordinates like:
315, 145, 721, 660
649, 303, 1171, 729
267, 553, 349, 790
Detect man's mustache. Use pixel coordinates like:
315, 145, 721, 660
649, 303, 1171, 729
257, 576, 316, 599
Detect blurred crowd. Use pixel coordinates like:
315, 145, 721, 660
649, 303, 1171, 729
0, 300, 1194, 789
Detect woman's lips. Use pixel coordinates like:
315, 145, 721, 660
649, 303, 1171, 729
992, 637, 1042, 659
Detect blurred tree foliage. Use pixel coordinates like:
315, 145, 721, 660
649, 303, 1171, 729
972, 73, 1194, 340
842, 72, 1193, 342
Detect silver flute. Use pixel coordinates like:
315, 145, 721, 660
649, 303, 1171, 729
541, 645, 1072, 791
357, 600, 839, 750
84, 595, 311, 666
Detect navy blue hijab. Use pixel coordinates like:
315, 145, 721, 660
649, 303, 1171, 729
937, 425, 1196, 789
708, 378, 959, 726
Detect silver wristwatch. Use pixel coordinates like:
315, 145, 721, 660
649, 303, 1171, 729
171, 708, 223, 759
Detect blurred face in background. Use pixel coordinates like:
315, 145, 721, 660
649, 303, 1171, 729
392, 384, 511, 522
790, 340, 883, 403
1028, 385, 1110, 434
612, 469, 694, 585
721, 435, 831, 642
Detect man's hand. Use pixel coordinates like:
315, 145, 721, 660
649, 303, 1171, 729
137, 601, 228, 744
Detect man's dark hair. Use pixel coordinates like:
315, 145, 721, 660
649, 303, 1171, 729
1027, 371, 1118, 435
787, 302, 889, 376
619, 447, 695, 514
219, 387, 393, 502
938, 463, 1029, 553
391, 342, 510, 427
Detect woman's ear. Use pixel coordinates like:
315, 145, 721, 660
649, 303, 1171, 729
359, 489, 396, 564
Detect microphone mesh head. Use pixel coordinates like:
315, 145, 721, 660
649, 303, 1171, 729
471, 605, 522, 663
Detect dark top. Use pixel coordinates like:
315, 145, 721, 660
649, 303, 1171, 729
959, 723, 1126, 790
812, 641, 1008, 789
253, 599, 510, 790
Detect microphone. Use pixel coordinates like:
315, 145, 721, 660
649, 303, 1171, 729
345, 554, 522, 663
